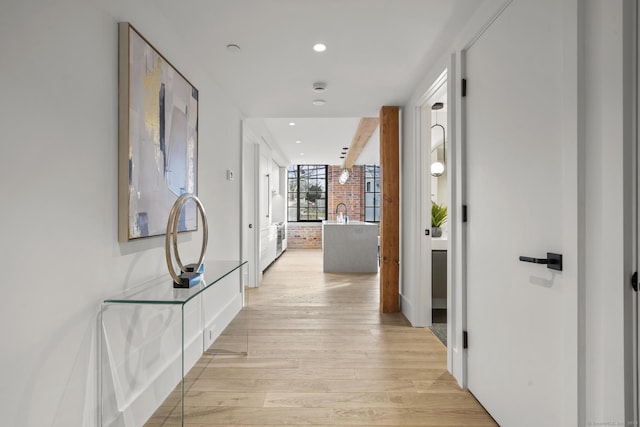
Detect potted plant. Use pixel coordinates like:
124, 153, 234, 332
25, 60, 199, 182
431, 202, 447, 238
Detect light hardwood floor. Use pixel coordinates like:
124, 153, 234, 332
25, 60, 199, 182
147, 249, 497, 426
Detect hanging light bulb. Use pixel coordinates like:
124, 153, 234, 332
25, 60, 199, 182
431, 102, 446, 177
431, 161, 445, 177
339, 168, 350, 184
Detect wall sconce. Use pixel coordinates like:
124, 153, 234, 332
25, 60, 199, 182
431, 102, 445, 177
430, 158, 445, 177
339, 168, 350, 184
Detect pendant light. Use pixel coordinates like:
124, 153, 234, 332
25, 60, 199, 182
339, 168, 350, 184
431, 102, 446, 177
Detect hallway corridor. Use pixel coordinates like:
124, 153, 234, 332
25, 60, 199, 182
147, 249, 497, 426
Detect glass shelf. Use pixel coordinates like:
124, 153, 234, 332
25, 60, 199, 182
101, 259, 247, 427
104, 260, 247, 305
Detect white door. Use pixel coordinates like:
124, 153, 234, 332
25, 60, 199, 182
465, 1, 574, 425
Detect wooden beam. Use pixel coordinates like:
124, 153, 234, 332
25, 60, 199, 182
379, 106, 400, 313
343, 117, 379, 168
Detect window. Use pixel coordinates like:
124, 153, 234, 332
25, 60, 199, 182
287, 165, 328, 221
364, 165, 381, 222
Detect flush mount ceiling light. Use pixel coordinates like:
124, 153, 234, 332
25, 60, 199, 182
430, 102, 446, 177
339, 168, 350, 184
313, 43, 326, 52
289, 122, 295, 126
312, 99, 326, 106
226, 43, 241, 52
313, 82, 327, 92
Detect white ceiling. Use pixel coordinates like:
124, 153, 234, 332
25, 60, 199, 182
262, 117, 380, 166
153, 0, 484, 164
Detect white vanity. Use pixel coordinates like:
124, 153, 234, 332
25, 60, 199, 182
322, 220, 379, 273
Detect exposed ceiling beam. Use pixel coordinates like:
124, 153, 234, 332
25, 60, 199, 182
343, 117, 379, 168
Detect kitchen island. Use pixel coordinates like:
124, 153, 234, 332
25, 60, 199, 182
322, 220, 379, 273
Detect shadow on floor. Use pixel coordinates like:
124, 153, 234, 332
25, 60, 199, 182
429, 308, 447, 346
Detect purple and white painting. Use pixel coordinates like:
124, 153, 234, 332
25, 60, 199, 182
119, 23, 198, 241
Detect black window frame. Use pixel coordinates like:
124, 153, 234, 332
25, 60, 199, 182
287, 164, 328, 222
364, 164, 381, 223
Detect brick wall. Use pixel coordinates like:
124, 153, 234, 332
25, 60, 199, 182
286, 165, 365, 249
328, 165, 364, 221
287, 222, 323, 249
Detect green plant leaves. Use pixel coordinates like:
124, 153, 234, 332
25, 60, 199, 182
431, 202, 448, 227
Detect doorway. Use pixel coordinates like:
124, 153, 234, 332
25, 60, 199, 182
415, 70, 451, 343
428, 89, 449, 346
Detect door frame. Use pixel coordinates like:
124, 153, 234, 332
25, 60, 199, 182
414, 70, 461, 371
413, 71, 443, 328
631, 0, 640, 425
241, 121, 260, 288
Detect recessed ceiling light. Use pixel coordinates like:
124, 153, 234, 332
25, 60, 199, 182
313, 43, 326, 52
312, 99, 326, 106
295, 140, 301, 144
300, 153, 304, 156
289, 122, 295, 126
226, 44, 241, 52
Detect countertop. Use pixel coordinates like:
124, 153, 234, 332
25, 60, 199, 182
322, 220, 376, 225
432, 237, 448, 251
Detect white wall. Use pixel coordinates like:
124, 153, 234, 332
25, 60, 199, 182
0, 0, 244, 425
400, 103, 421, 322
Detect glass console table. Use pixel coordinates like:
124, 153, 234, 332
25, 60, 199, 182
100, 260, 247, 426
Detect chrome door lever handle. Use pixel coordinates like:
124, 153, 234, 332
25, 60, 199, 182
519, 252, 563, 271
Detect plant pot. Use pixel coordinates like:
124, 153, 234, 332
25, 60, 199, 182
432, 227, 442, 238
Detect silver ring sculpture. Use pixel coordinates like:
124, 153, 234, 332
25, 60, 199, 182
165, 193, 208, 285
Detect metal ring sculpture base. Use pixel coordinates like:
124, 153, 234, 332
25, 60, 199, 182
165, 194, 209, 287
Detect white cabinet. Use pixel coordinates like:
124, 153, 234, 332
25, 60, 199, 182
271, 161, 280, 195
258, 149, 286, 273
270, 166, 287, 224
259, 224, 277, 271
279, 167, 286, 195
259, 146, 271, 230
258, 144, 272, 272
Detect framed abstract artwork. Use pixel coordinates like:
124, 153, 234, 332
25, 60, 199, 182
118, 22, 198, 241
